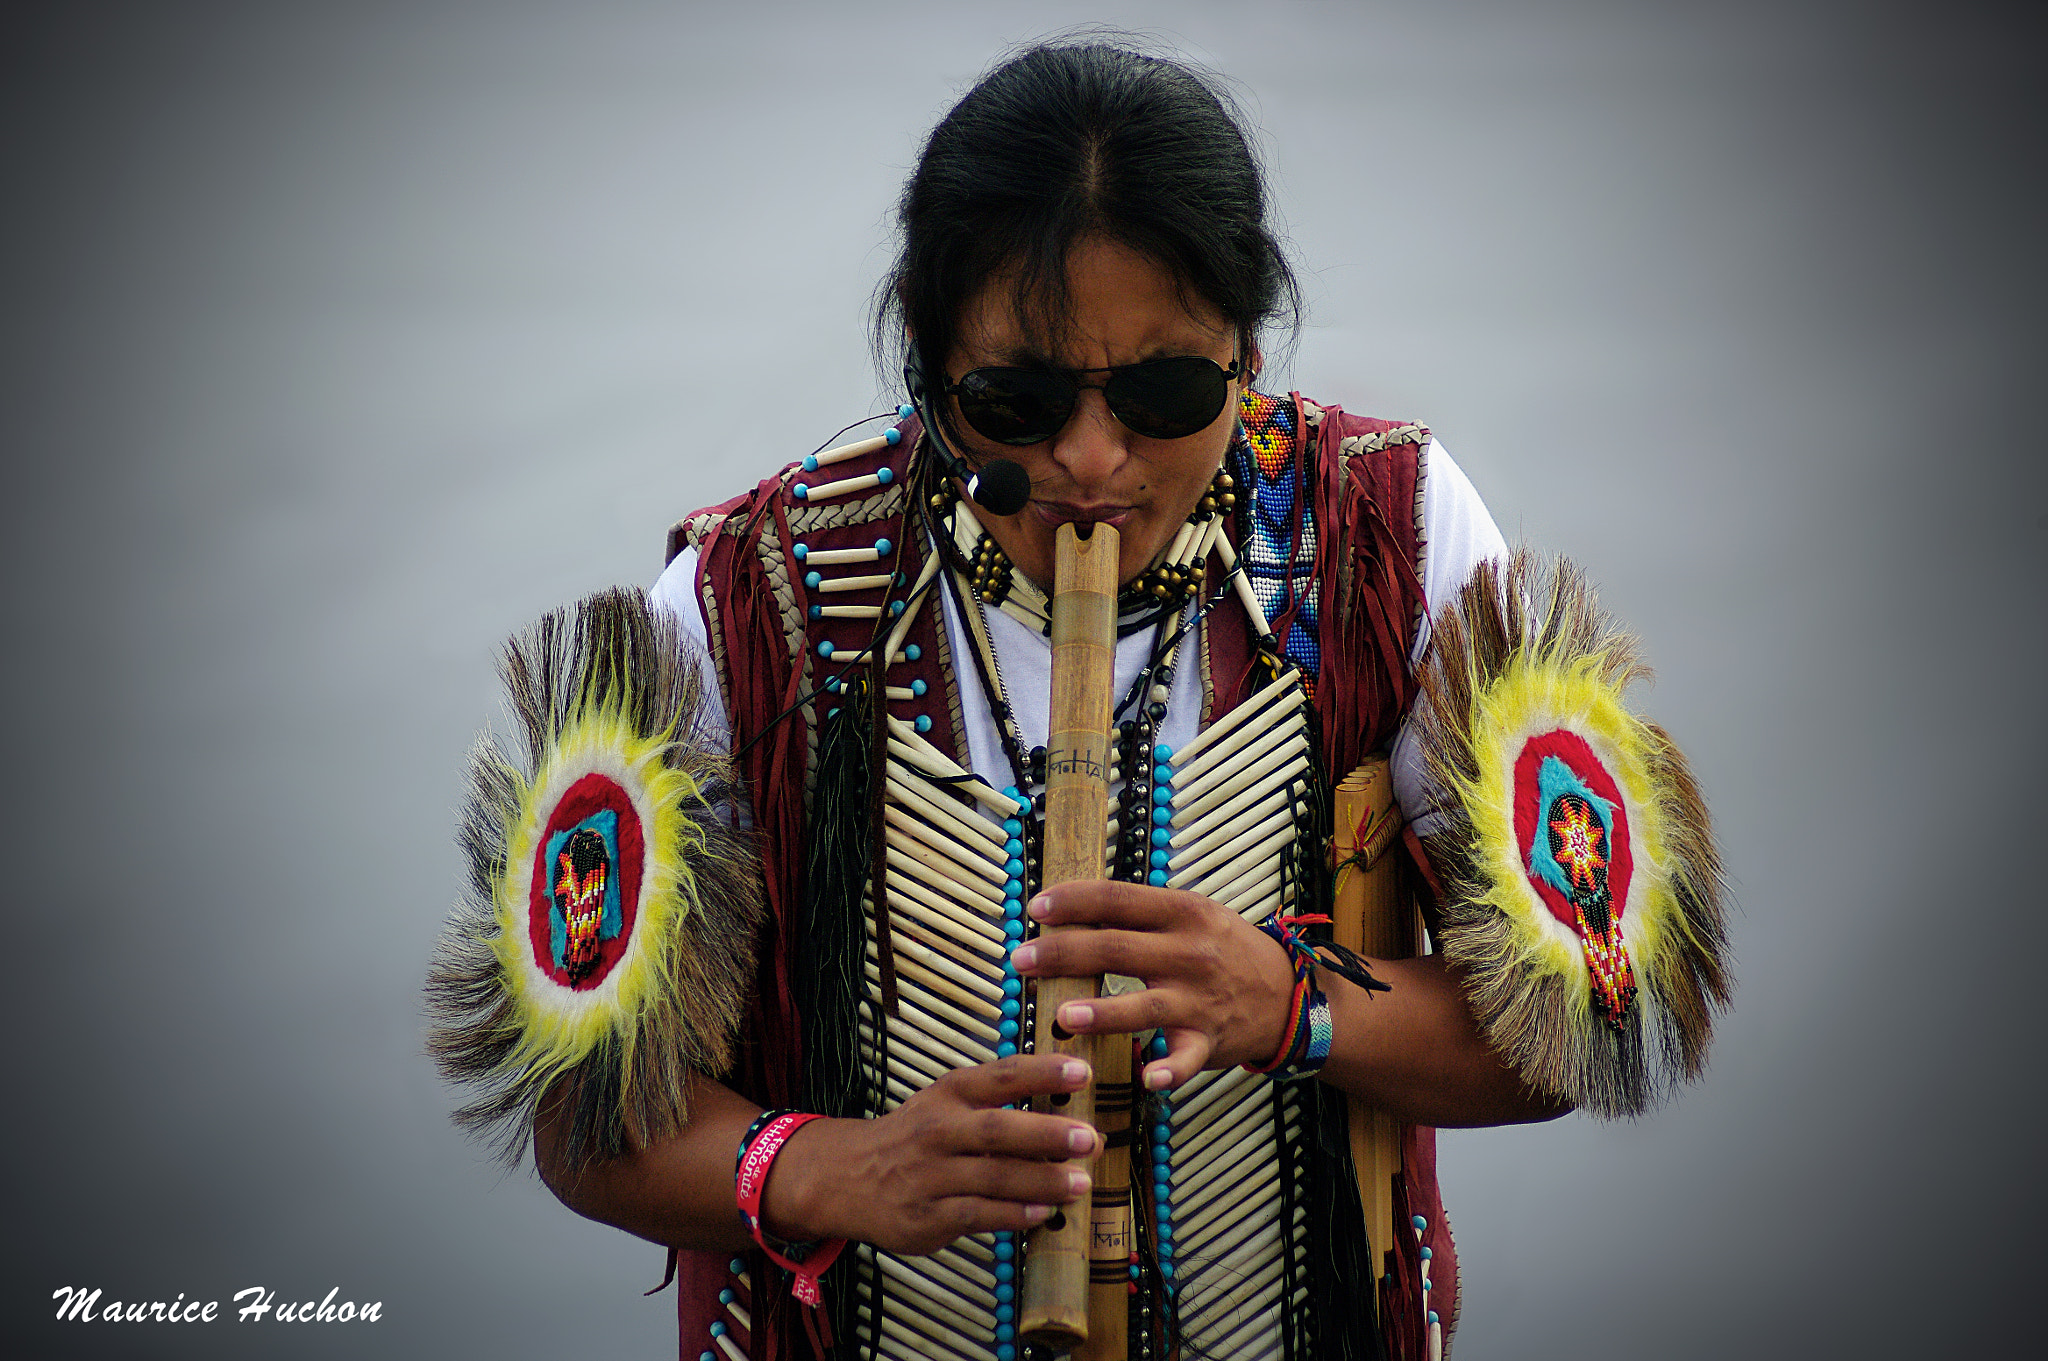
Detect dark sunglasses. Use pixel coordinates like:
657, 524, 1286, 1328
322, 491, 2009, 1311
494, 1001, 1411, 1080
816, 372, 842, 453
945, 355, 1242, 446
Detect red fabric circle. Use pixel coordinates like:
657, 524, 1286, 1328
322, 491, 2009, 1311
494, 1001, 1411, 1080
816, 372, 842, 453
1511, 730, 1634, 931
526, 772, 645, 990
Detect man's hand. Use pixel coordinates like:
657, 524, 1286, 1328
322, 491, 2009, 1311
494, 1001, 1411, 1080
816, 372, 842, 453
765, 1053, 1103, 1257
1007, 881, 1298, 1092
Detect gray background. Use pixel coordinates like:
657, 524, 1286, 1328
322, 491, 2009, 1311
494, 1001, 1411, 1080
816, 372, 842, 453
4, 1, 2042, 1357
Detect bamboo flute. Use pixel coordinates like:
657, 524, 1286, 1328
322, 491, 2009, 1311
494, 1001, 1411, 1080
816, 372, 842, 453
1019, 521, 1124, 1354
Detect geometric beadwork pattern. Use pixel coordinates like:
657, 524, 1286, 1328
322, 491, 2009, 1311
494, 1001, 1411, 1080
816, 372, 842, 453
1227, 390, 1321, 690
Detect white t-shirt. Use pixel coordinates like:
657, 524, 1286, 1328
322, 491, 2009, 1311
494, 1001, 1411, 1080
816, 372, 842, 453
649, 437, 1506, 832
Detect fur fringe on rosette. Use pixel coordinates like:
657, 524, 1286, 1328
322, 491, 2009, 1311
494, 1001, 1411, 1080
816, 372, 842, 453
426, 587, 763, 1169
1413, 552, 1731, 1118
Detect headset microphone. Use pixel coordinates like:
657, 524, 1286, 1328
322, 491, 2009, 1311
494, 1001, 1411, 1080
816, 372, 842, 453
903, 353, 1032, 517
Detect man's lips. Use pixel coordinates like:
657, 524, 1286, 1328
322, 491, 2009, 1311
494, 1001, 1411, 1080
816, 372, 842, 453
1030, 500, 1133, 528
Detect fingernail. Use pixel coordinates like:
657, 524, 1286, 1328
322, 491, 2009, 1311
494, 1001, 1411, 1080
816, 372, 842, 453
1024, 1204, 1051, 1224
1144, 1066, 1172, 1091
1027, 895, 1052, 920
1060, 1003, 1094, 1030
1060, 1058, 1088, 1085
1067, 1170, 1091, 1197
1011, 943, 1038, 971
1067, 1125, 1094, 1154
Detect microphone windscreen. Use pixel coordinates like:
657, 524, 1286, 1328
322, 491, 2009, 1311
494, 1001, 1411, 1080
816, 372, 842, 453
969, 459, 1032, 517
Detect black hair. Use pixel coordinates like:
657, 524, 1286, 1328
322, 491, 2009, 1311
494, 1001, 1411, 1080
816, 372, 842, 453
878, 40, 1301, 388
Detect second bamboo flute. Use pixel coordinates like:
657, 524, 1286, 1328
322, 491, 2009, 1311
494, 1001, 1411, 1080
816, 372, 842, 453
1018, 521, 1122, 1354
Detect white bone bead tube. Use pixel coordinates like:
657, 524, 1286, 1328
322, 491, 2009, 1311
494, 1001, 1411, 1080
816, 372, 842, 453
798, 543, 892, 564
711, 1330, 747, 1361
796, 468, 896, 501
812, 572, 895, 594
1210, 533, 1273, 638
808, 432, 896, 469
1167, 672, 1303, 772
813, 604, 883, 618
723, 1296, 752, 1332
864, 962, 995, 1045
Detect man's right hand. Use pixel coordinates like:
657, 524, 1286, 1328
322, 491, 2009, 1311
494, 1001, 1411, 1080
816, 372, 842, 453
761, 1053, 1101, 1257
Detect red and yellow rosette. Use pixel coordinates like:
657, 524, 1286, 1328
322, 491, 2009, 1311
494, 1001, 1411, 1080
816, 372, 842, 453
1413, 554, 1730, 1117
428, 589, 761, 1166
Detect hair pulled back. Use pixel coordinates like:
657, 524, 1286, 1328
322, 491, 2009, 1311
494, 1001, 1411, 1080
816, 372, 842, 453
880, 41, 1300, 386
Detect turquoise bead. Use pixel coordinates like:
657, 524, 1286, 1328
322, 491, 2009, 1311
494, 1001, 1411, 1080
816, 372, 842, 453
1001, 999, 1020, 1018
717, 1288, 734, 1304
994, 1262, 1013, 1283
997, 1041, 1017, 1057
1003, 977, 1021, 997
994, 1239, 1014, 1260
897, 404, 914, 419
804, 571, 822, 588
1153, 743, 1172, 761
888, 600, 905, 617
1151, 806, 1171, 825
883, 430, 901, 447
1148, 870, 1168, 886
793, 543, 809, 560
876, 467, 894, 485
904, 643, 921, 660
911, 677, 927, 695
914, 715, 932, 733
1003, 818, 1024, 835
1151, 786, 1172, 805
1004, 838, 1024, 856
999, 1020, 1018, 1039
816, 641, 834, 657
1152, 827, 1170, 846
1151, 849, 1169, 869
711, 1322, 726, 1338
1413, 1215, 1428, 1232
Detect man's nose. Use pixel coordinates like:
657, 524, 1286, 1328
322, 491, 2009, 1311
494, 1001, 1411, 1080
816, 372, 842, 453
1048, 389, 1129, 488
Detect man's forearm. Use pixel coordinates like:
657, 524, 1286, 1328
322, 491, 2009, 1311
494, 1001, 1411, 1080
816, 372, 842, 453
534, 1072, 761, 1253
1319, 954, 1570, 1127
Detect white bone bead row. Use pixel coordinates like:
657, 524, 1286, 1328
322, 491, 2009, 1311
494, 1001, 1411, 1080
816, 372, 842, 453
1171, 738, 1308, 831
886, 767, 1005, 849
1170, 681, 1305, 788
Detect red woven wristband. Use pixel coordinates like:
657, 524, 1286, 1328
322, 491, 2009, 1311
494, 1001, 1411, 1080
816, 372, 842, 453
734, 1112, 846, 1306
